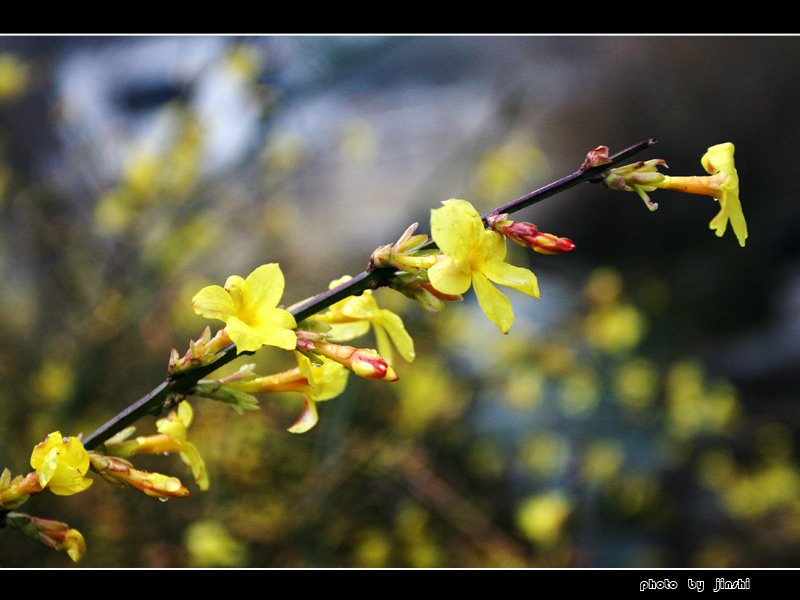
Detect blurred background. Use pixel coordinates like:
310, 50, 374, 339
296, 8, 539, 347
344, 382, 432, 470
0, 35, 799, 568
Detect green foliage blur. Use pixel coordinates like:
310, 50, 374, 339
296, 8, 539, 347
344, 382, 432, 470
1, 36, 799, 568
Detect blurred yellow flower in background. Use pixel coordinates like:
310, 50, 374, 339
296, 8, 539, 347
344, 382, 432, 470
185, 519, 247, 567
0, 53, 28, 100
515, 491, 572, 546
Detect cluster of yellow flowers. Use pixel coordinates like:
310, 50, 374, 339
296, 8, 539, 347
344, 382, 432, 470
0, 416, 203, 562
2, 141, 747, 563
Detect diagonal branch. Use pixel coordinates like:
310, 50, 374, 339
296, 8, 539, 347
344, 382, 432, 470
80, 139, 656, 451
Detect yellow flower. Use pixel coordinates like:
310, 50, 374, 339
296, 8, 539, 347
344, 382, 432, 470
603, 143, 747, 247
659, 142, 747, 247
191, 263, 297, 353
29, 432, 93, 496
97, 404, 209, 491
702, 143, 747, 247
315, 276, 415, 365
153, 402, 209, 491
297, 352, 350, 401
428, 199, 540, 333
288, 352, 351, 433
218, 353, 350, 434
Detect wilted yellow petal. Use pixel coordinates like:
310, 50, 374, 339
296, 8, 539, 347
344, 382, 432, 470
178, 442, 209, 490
63, 528, 87, 562
288, 397, 319, 433
703, 142, 747, 247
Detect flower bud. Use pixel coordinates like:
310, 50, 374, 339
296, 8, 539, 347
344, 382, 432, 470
6, 512, 86, 562
89, 452, 189, 499
296, 335, 398, 381
581, 145, 613, 170
487, 213, 575, 254
0, 469, 40, 509
370, 222, 438, 273
600, 159, 668, 211
168, 326, 232, 377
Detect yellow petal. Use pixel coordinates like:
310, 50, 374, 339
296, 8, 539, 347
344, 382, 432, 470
157, 419, 188, 443
472, 273, 514, 334
47, 476, 93, 496
64, 529, 86, 563
341, 294, 380, 320
295, 352, 348, 401
428, 256, 472, 295
430, 199, 482, 263
327, 320, 372, 341
481, 259, 540, 298
178, 442, 209, 491
373, 323, 394, 367
708, 181, 748, 247
311, 363, 350, 401
475, 228, 507, 263
701, 142, 736, 176
177, 401, 194, 427
726, 199, 748, 248
33, 449, 59, 487
225, 317, 267, 353
62, 437, 91, 476
378, 310, 415, 362
223, 275, 246, 308
250, 306, 297, 332
30, 431, 63, 472
288, 398, 319, 433
254, 318, 298, 350
703, 143, 747, 247
242, 264, 286, 316
192, 285, 237, 322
